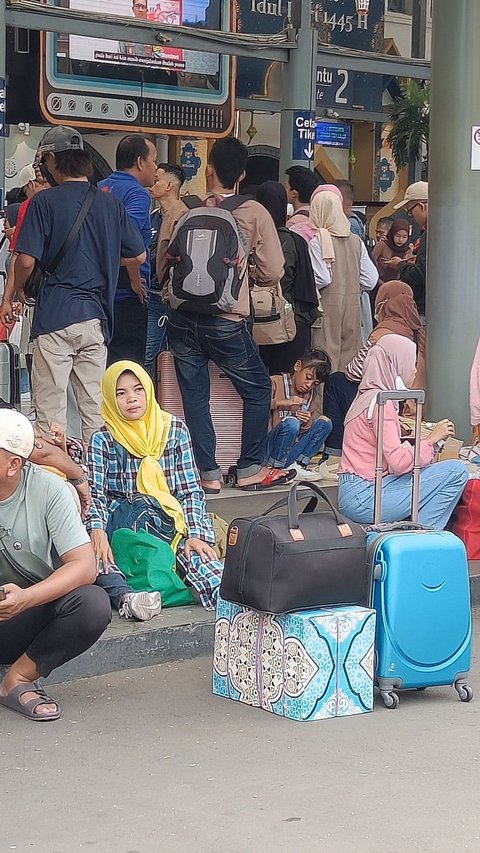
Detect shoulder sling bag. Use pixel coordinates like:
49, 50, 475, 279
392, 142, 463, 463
0, 525, 52, 588
24, 183, 97, 304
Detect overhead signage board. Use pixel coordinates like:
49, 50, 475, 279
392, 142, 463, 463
40, 0, 235, 136
316, 66, 354, 109
293, 110, 316, 161
316, 120, 351, 149
314, 0, 385, 113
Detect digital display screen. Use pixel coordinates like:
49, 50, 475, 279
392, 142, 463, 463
40, 0, 233, 135
51, 0, 223, 95
316, 121, 352, 149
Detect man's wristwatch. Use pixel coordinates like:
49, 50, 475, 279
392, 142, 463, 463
68, 473, 89, 486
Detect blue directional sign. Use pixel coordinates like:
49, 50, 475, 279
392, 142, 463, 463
292, 110, 316, 162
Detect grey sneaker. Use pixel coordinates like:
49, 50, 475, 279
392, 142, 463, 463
119, 591, 162, 621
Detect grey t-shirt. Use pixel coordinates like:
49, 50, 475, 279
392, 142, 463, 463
0, 463, 90, 567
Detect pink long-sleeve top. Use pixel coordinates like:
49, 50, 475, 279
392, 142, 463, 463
339, 400, 435, 481
470, 337, 480, 426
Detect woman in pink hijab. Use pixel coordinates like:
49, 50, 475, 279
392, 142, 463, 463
291, 190, 378, 371
338, 334, 467, 529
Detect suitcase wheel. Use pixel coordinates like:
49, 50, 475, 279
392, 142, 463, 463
455, 682, 474, 703
380, 690, 400, 710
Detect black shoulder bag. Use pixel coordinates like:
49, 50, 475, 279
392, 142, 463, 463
24, 184, 96, 304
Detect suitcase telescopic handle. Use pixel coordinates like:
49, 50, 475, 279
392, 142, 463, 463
374, 389, 425, 526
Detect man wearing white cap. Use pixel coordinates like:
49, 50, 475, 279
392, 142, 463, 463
383, 180, 428, 318
0, 409, 111, 721
18, 164, 38, 200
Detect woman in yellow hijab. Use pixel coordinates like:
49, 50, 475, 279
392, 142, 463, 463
86, 361, 222, 618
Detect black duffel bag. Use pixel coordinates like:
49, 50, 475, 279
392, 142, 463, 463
219, 481, 370, 614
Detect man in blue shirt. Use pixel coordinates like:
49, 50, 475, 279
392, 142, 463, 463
14, 125, 146, 443
99, 135, 157, 366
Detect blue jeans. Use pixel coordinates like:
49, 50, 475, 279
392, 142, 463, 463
145, 291, 168, 376
338, 461, 468, 531
167, 309, 271, 481
265, 416, 332, 468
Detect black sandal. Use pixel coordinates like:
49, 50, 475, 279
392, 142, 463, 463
0, 683, 61, 721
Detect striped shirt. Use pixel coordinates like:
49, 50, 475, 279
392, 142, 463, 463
86, 419, 214, 545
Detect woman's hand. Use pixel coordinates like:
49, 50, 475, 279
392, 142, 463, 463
90, 529, 114, 575
77, 481, 92, 520
185, 538, 218, 563
472, 425, 480, 446
48, 422, 67, 451
429, 419, 455, 444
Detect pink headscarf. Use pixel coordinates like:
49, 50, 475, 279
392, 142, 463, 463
312, 184, 344, 203
344, 334, 417, 426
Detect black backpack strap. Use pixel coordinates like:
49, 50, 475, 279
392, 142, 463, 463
219, 195, 252, 213
183, 195, 204, 211
46, 184, 97, 276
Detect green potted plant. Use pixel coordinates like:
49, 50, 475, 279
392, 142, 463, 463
388, 80, 430, 178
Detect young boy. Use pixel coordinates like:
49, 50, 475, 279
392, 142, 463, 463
267, 349, 333, 482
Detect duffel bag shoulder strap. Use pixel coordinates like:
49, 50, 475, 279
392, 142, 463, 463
263, 481, 356, 534
263, 490, 318, 518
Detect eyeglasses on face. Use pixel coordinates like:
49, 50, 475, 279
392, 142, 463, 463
406, 202, 422, 216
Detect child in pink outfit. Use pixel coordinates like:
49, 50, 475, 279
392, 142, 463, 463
338, 335, 468, 530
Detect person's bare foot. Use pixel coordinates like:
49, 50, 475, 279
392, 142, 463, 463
201, 479, 222, 494
0, 675, 59, 718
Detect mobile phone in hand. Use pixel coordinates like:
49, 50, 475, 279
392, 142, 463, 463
0, 587, 6, 602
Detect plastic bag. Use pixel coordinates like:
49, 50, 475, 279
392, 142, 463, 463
111, 527, 195, 608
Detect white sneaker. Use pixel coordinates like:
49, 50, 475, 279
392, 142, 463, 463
289, 463, 322, 482
313, 460, 340, 483
119, 591, 162, 621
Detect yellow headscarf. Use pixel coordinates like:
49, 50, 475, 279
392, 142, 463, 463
101, 361, 187, 548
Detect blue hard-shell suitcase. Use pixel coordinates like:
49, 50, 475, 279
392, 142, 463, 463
367, 390, 473, 709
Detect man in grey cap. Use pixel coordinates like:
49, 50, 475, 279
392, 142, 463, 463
12, 125, 146, 443
384, 180, 428, 318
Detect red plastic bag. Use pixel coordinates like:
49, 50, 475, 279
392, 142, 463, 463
453, 479, 480, 559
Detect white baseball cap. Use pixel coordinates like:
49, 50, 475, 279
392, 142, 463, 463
18, 164, 36, 189
0, 409, 34, 459
394, 181, 428, 210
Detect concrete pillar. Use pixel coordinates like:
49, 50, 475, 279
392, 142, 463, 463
278, 0, 316, 179
427, 0, 480, 440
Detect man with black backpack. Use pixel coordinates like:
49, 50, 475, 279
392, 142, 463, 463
166, 137, 289, 493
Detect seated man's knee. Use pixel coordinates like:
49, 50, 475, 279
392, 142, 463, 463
75, 586, 112, 636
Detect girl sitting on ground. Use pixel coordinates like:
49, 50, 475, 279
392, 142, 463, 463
338, 335, 468, 530
86, 361, 222, 620
267, 349, 333, 482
